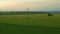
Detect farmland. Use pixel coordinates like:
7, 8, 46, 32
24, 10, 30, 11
0, 14, 60, 34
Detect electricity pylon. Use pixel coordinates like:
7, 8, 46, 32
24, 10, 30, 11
27, 8, 29, 19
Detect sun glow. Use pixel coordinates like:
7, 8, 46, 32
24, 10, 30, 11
0, 0, 20, 9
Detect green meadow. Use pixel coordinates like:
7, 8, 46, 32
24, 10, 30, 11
0, 14, 60, 34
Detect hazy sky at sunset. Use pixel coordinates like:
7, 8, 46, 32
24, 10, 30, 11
0, 0, 60, 11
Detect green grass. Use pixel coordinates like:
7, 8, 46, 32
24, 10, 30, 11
0, 23, 60, 34
0, 14, 60, 34
0, 14, 60, 27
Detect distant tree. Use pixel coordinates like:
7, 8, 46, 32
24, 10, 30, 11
48, 12, 53, 16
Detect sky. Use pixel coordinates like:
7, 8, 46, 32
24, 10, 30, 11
0, 0, 60, 11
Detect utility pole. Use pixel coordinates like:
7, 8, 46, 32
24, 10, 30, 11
27, 8, 29, 19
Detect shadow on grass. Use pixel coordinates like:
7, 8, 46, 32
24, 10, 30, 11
0, 23, 60, 34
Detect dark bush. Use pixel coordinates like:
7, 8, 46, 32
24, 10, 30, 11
48, 13, 53, 16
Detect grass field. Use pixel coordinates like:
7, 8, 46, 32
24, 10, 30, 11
0, 14, 60, 34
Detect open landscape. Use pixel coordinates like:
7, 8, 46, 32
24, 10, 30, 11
0, 0, 60, 34
0, 13, 60, 34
